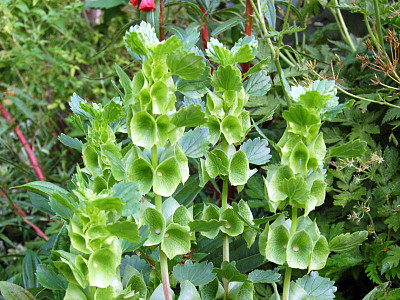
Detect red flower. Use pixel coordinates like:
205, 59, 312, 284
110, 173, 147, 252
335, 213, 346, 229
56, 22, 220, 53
130, 0, 138, 6
139, 0, 156, 11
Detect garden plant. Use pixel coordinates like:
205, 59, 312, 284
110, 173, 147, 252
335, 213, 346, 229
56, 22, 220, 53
0, 0, 400, 299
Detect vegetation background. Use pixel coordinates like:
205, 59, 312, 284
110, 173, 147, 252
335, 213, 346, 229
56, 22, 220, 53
0, 0, 399, 299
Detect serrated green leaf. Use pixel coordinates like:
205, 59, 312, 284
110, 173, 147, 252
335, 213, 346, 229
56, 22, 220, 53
240, 137, 271, 165
167, 50, 205, 80
328, 231, 368, 253
329, 140, 367, 158
294, 271, 337, 299
213, 261, 249, 283
279, 176, 310, 207
243, 70, 271, 96
205, 149, 229, 178
178, 127, 210, 158
176, 67, 211, 98
22, 251, 41, 289
212, 65, 242, 92
171, 104, 206, 127
173, 260, 216, 286
248, 268, 281, 283
59, 134, 82, 152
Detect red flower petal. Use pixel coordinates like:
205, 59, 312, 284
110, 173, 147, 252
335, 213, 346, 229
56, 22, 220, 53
139, 0, 156, 11
130, 0, 138, 6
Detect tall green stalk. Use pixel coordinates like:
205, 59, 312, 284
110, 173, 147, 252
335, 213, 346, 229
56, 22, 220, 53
373, 0, 384, 48
331, 0, 356, 52
151, 145, 172, 300
249, 0, 292, 108
282, 207, 298, 300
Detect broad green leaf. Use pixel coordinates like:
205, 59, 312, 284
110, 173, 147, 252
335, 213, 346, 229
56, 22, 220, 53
127, 158, 154, 195
212, 65, 242, 92
189, 220, 226, 233
106, 221, 140, 243
282, 105, 320, 135
162, 197, 181, 224
94, 286, 116, 300
130, 111, 157, 148
114, 64, 132, 95
178, 127, 209, 158
153, 35, 183, 59
243, 71, 271, 96
167, 50, 205, 80
243, 58, 271, 78
16, 181, 68, 198
278, 176, 310, 207
64, 283, 88, 300
150, 81, 169, 115
211, 16, 243, 37
178, 280, 201, 300
206, 38, 233, 65
248, 268, 281, 283
102, 149, 125, 181
309, 236, 330, 271
0, 281, 36, 300
36, 264, 68, 290
59, 134, 82, 152
200, 204, 222, 239
83, 144, 102, 177
154, 157, 181, 197
287, 230, 313, 269
126, 274, 147, 299
140, 207, 166, 246
91, 197, 124, 214
69, 93, 92, 120
205, 149, 229, 178
161, 223, 191, 259
229, 150, 249, 186
207, 115, 221, 145
265, 165, 294, 211
265, 225, 289, 265
294, 271, 337, 299
221, 115, 242, 144
328, 140, 367, 158
150, 283, 175, 300
83, 0, 126, 9
111, 182, 141, 217
199, 278, 225, 300
22, 251, 41, 289
240, 137, 271, 165
88, 246, 120, 288
220, 208, 244, 237
207, 91, 225, 118
228, 281, 254, 300
290, 141, 309, 176
176, 67, 211, 98
173, 205, 192, 227
172, 175, 203, 206
329, 231, 368, 253
174, 144, 189, 183
213, 261, 249, 283
171, 104, 206, 127
124, 23, 154, 58
173, 260, 216, 286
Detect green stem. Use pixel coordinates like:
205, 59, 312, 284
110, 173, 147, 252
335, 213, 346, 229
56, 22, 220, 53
151, 145, 172, 300
249, 0, 292, 107
364, 14, 381, 50
282, 207, 298, 300
332, 0, 356, 52
373, 0, 384, 48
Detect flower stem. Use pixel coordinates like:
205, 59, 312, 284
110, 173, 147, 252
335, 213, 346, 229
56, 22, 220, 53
373, 0, 384, 49
282, 207, 298, 300
151, 145, 172, 300
331, 0, 356, 52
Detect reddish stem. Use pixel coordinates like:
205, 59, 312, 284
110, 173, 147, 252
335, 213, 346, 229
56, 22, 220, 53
159, 0, 165, 41
241, 0, 253, 75
0, 104, 45, 181
199, 6, 209, 50
0, 190, 48, 240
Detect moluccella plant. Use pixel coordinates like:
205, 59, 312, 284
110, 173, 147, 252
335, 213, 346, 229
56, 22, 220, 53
261, 80, 368, 300
2, 22, 369, 300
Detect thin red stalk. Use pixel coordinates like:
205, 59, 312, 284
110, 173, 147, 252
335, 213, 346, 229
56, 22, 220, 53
159, 0, 165, 41
0, 190, 48, 240
0, 104, 45, 181
241, 0, 253, 75
199, 6, 209, 50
